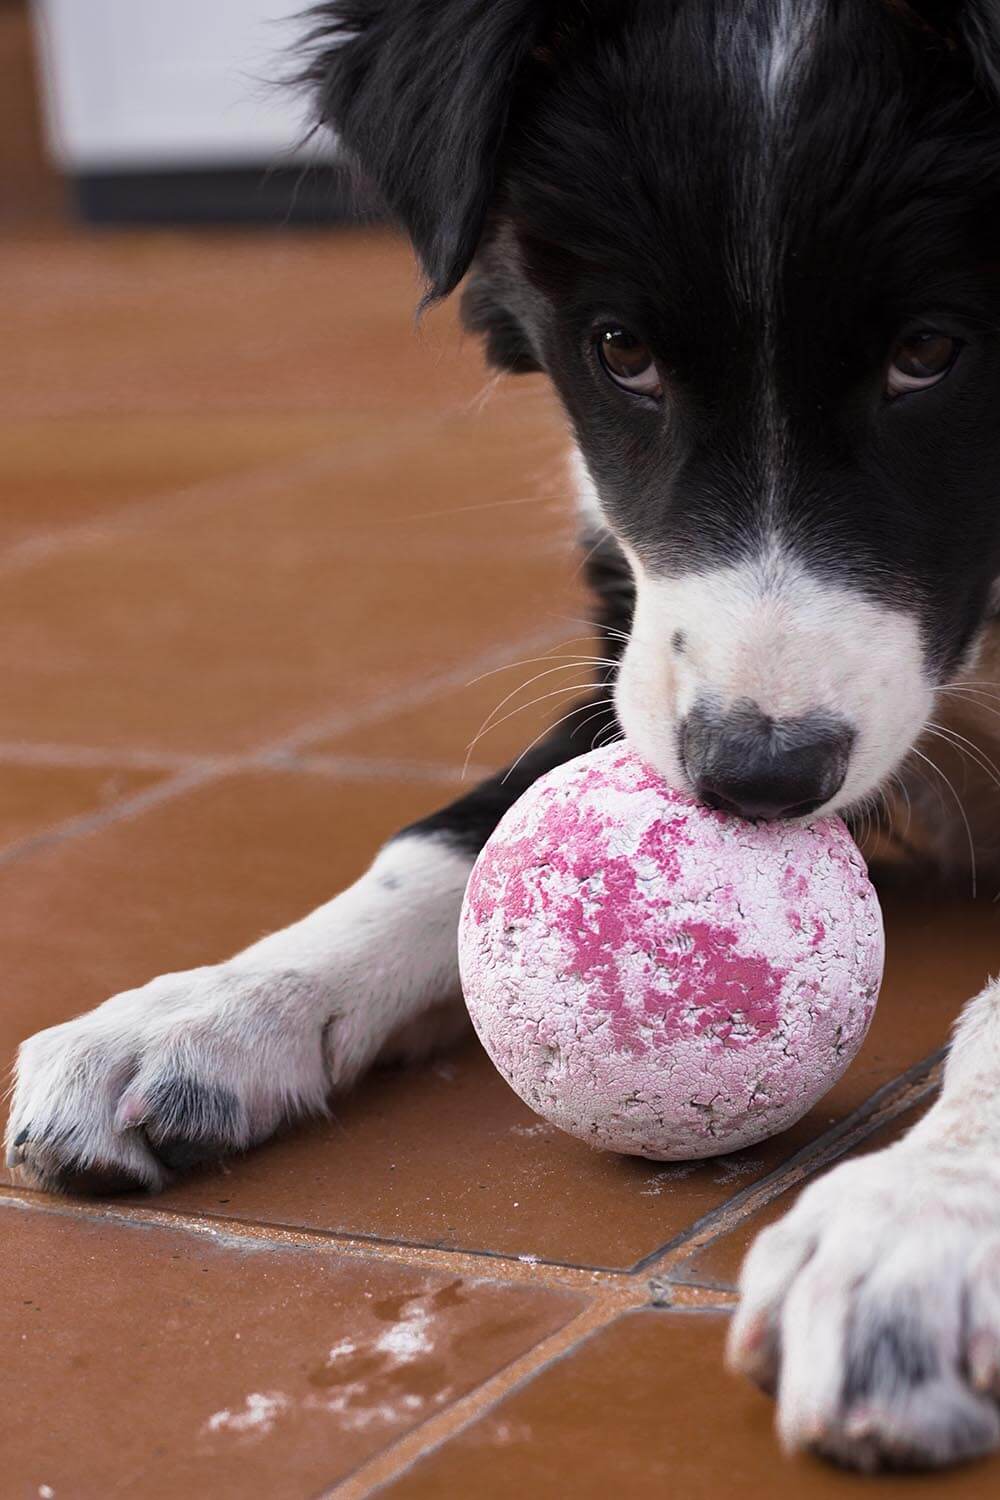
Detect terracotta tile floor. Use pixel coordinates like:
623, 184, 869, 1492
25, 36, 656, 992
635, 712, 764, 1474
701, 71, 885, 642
4, 225, 1000, 1496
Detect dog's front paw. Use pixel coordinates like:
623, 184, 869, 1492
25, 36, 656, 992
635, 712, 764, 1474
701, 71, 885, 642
5, 966, 332, 1194
727, 1143, 1000, 1471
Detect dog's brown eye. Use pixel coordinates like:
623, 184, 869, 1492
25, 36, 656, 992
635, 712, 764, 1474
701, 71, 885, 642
886, 331, 959, 397
596, 326, 662, 398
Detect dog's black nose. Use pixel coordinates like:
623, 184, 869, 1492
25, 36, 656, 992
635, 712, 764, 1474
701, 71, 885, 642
680, 700, 854, 821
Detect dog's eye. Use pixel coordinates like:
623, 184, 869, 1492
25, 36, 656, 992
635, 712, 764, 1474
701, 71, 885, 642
886, 331, 960, 397
596, 327, 662, 398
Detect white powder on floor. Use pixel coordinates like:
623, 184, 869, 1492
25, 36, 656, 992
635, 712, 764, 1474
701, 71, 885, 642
375, 1305, 432, 1362
327, 1337, 357, 1361
204, 1391, 289, 1436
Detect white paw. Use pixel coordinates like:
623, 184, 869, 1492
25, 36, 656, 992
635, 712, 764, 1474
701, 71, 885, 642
727, 1143, 1000, 1471
5, 965, 333, 1193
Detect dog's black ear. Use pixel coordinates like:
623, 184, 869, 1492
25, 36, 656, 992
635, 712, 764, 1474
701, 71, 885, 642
960, 0, 1000, 96
459, 268, 543, 374
887, 0, 1000, 94
302, 1, 548, 302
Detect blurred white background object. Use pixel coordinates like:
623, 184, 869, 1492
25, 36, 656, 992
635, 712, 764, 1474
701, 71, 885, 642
33, 0, 324, 171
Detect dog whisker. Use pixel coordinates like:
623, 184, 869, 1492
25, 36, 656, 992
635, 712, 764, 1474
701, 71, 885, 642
464, 680, 612, 772
591, 721, 624, 752
555, 614, 632, 647
900, 755, 949, 823
573, 527, 614, 582
938, 686, 1000, 722
465, 642, 615, 685
499, 699, 622, 786
377, 491, 573, 524
909, 745, 978, 897
886, 771, 914, 838
567, 700, 618, 743
463, 661, 616, 751
924, 722, 1000, 795
464, 656, 613, 695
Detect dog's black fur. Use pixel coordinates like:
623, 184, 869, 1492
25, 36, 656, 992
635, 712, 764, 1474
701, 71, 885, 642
292, 1, 1000, 1471
12, 3, 1000, 1477
305, 0, 1000, 684
299, 0, 1000, 884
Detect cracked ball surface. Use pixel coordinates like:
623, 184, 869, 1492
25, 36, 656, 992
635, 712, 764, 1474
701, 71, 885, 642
459, 743, 884, 1159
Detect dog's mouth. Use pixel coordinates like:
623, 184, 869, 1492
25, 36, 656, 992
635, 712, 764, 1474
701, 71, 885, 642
609, 544, 937, 830
614, 658, 934, 829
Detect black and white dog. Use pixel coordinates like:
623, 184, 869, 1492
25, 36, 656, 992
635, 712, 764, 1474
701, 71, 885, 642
10, 0, 1000, 1472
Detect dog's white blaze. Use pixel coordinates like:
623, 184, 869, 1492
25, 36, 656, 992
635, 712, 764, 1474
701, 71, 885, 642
615, 545, 932, 813
760, 2, 821, 523
718, 4, 824, 525
762, 0, 821, 108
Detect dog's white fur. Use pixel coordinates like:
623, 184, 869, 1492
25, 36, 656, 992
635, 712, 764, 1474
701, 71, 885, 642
616, 550, 932, 813
569, 447, 1000, 1461
7, 455, 1000, 1469
729, 978, 1000, 1467
574, 444, 933, 814
760, 0, 822, 108
6, 835, 471, 1189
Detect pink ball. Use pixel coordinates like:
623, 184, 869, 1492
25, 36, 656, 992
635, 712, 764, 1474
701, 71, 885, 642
459, 743, 884, 1159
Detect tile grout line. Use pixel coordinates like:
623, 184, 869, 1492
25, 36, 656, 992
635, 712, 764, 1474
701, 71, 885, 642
0, 739, 493, 783
0, 1188, 649, 1297
0, 741, 208, 771
318, 1295, 629, 1500
0, 764, 223, 872
1, 395, 951, 1478
0, 441, 340, 581
249, 622, 569, 756
0, 625, 567, 871
306, 1063, 947, 1497
641, 1048, 945, 1292
0, 388, 563, 582
335, 1302, 737, 1500
0, 1053, 942, 1297
0, 1186, 733, 1307
0, 410, 452, 584
0, 1036, 946, 1484
265, 752, 494, 784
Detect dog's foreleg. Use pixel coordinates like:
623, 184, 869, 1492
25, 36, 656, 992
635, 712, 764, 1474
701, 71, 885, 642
728, 978, 1000, 1470
6, 702, 615, 1193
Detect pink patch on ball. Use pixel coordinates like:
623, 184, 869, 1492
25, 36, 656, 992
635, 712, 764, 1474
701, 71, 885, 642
458, 743, 884, 1159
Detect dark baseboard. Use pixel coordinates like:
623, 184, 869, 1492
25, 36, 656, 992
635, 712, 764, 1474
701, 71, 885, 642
71, 163, 381, 227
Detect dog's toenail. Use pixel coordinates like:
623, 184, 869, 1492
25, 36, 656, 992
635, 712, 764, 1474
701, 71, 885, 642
114, 1096, 146, 1131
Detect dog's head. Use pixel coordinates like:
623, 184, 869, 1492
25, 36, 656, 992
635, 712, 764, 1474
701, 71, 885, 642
305, 0, 1000, 819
